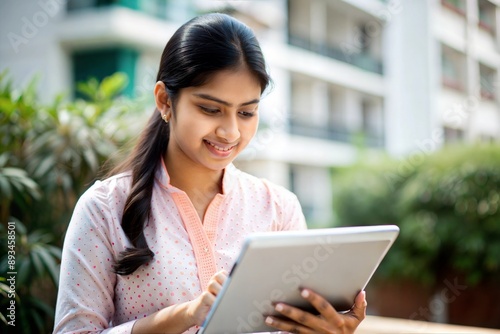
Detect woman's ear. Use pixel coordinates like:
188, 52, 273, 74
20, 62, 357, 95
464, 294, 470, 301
154, 81, 172, 120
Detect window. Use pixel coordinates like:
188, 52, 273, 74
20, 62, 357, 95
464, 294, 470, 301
479, 134, 496, 143
289, 164, 332, 225
361, 100, 375, 134
478, 0, 496, 36
441, 0, 466, 16
328, 86, 345, 132
287, 0, 383, 74
443, 126, 465, 143
67, 0, 97, 11
441, 44, 466, 92
360, 98, 384, 147
479, 63, 497, 100
290, 74, 313, 126
72, 47, 138, 98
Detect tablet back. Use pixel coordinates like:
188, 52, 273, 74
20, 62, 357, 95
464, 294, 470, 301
199, 225, 399, 334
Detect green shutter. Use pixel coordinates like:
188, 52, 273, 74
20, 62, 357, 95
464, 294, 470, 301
117, 48, 138, 97
95, 0, 138, 9
119, 0, 139, 10
72, 47, 138, 98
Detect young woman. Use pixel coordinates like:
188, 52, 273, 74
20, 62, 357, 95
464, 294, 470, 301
53, 13, 366, 334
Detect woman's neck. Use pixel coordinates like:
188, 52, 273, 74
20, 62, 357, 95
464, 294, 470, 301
164, 153, 224, 201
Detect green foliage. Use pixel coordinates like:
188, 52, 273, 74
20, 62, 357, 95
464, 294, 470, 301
0, 221, 61, 333
332, 144, 500, 286
0, 70, 141, 333
0, 153, 41, 223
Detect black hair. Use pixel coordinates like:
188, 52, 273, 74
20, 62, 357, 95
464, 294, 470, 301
112, 13, 271, 275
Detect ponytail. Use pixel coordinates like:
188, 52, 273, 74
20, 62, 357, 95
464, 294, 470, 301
112, 111, 168, 275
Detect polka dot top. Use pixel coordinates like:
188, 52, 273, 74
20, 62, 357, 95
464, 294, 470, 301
53, 160, 306, 333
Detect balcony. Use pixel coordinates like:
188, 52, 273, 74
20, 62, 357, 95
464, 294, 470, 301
289, 34, 383, 75
289, 121, 384, 148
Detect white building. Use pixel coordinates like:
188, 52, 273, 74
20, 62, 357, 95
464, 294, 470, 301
1, 0, 499, 226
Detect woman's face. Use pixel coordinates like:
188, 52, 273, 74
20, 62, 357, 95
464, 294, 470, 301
166, 67, 262, 172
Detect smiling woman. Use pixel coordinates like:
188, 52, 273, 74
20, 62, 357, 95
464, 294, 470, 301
53, 13, 366, 334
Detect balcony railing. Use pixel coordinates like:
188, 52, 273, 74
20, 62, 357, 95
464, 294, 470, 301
288, 34, 384, 75
289, 120, 385, 148
480, 79, 496, 100
441, 0, 467, 16
478, 20, 495, 35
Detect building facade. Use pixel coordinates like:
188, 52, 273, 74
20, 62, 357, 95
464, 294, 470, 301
1, 0, 499, 226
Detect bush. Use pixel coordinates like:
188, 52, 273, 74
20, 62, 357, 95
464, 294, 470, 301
332, 144, 500, 286
0, 70, 143, 333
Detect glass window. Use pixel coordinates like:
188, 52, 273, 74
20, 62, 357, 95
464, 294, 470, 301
479, 63, 497, 101
443, 126, 465, 143
478, 0, 496, 36
441, 44, 466, 92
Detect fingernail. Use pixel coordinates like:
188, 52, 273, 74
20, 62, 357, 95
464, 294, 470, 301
301, 289, 310, 298
275, 303, 284, 312
265, 316, 273, 325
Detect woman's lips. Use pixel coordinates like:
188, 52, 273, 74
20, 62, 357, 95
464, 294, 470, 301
204, 140, 236, 157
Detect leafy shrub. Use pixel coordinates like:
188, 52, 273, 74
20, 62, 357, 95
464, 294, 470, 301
0, 70, 143, 333
332, 144, 500, 286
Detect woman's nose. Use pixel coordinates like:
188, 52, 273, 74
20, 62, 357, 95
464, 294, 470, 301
215, 115, 240, 142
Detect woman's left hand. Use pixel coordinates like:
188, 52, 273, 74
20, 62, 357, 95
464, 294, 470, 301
264, 289, 367, 334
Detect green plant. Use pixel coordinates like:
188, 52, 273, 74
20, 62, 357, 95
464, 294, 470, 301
0, 153, 41, 224
0, 70, 142, 333
397, 145, 500, 285
332, 144, 500, 286
0, 221, 61, 333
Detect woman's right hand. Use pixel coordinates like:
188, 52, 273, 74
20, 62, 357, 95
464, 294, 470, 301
132, 270, 228, 334
186, 270, 228, 327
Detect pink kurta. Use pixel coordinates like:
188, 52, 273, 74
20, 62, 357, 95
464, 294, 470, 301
54, 161, 306, 333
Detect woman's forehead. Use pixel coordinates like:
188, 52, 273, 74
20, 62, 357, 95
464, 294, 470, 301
184, 68, 262, 104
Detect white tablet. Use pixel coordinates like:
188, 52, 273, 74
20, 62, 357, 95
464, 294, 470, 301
199, 225, 399, 334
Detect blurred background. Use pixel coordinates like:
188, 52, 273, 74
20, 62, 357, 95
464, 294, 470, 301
0, 0, 499, 333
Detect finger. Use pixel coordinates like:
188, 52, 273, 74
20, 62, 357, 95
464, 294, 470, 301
214, 270, 228, 284
348, 291, 367, 322
264, 315, 316, 334
207, 270, 229, 295
271, 302, 324, 331
299, 288, 345, 327
199, 290, 216, 307
207, 278, 223, 296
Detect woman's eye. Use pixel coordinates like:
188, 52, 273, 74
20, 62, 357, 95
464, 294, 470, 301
239, 111, 255, 118
200, 106, 220, 114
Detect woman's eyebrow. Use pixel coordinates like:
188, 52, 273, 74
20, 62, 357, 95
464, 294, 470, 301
193, 93, 260, 107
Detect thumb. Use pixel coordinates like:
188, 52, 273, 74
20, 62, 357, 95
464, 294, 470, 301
351, 291, 367, 320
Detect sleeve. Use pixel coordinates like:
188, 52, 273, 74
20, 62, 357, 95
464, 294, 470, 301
280, 191, 307, 231
53, 182, 137, 334
262, 179, 307, 232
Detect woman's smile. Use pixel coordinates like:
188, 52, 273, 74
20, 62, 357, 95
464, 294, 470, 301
204, 139, 237, 157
